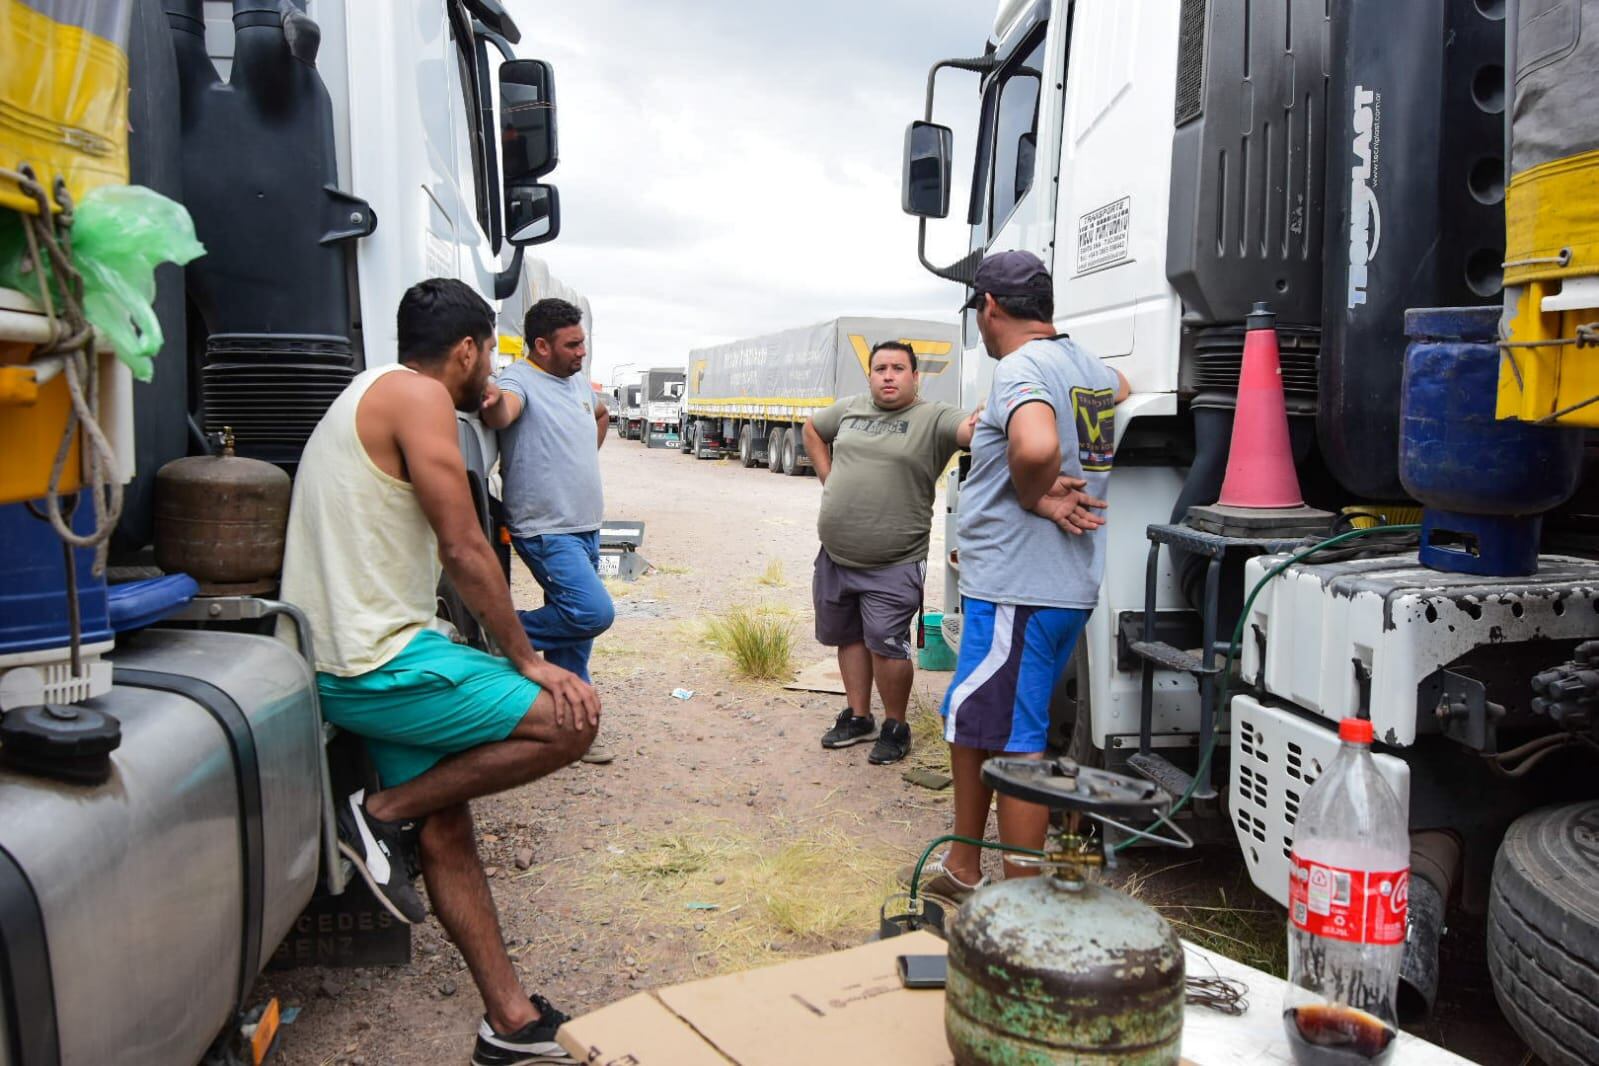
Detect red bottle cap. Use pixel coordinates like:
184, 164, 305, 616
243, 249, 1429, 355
1339, 717, 1374, 744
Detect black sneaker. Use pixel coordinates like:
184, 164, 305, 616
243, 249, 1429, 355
869, 719, 912, 764
472, 993, 573, 1065
820, 707, 876, 748
335, 789, 427, 924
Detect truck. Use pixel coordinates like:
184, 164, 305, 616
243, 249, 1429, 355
681, 316, 960, 472
0, 0, 564, 1061
637, 366, 685, 449
899, 0, 1599, 1058
617, 380, 644, 439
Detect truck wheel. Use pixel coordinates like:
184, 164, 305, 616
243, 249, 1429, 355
680, 421, 696, 457
768, 428, 787, 473
783, 425, 804, 476
1487, 799, 1599, 1066
739, 425, 757, 467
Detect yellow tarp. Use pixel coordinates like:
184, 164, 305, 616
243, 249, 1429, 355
0, 0, 131, 214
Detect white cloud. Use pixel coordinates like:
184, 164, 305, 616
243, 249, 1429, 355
504, 0, 994, 382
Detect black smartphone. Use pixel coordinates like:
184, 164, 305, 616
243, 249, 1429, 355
897, 953, 948, 989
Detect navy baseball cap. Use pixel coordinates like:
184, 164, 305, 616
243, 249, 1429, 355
962, 250, 1052, 310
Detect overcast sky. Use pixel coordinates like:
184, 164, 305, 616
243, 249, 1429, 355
504, 0, 996, 385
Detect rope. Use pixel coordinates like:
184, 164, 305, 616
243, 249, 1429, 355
2, 164, 123, 575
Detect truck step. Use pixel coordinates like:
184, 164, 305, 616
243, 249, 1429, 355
1127, 751, 1218, 802
1130, 640, 1221, 676
940, 613, 962, 653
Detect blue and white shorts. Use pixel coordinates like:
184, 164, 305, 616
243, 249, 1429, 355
939, 597, 1090, 753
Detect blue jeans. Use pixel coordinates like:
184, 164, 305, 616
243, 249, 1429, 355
511, 531, 615, 682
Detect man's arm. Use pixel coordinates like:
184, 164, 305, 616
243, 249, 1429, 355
955, 405, 983, 450
396, 383, 599, 727
595, 401, 609, 449
803, 418, 832, 483
1112, 367, 1131, 403
478, 379, 524, 431
1006, 402, 1061, 510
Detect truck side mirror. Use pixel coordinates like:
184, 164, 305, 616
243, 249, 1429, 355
902, 120, 953, 219
506, 181, 560, 245
500, 59, 558, 181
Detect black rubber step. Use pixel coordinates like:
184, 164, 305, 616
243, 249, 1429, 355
1128, 751, 1218, 802
1130, 640, 1222, 676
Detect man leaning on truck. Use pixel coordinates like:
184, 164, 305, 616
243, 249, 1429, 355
281, 278, 597, 1066
918, 251, 1129, 904
803, 341, 975, 764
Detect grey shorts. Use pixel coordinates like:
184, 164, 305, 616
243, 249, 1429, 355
812, 547, 925, 660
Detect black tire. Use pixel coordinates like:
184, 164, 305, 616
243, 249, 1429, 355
768, 428, 786, 473
1487, 800, 1599, 1066
783, 425, 804, 476
693, 423, 713, 459
739, 425, 757, 467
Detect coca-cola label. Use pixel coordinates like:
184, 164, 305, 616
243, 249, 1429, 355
1289, 853, 1408, 945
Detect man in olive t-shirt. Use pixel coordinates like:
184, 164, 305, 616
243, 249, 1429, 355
801, 341, 975, 764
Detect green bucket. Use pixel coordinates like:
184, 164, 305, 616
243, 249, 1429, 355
918, 611, 957, 671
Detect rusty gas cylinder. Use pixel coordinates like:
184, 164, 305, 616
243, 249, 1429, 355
154, 427, 291, 594
946, 875, 1185, 1064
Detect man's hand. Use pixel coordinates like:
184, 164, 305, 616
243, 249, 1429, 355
479, 379, 523, 430
956, 404, 985, 449
480, 379, 503, 415
523, 658, 602, 729
1029, 474, 1107, 535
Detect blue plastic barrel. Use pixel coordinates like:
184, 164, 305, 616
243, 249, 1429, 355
0, 498, 113, 656
1400, 306, 1584, 575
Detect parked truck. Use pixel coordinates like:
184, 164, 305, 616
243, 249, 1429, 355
617, 380, 644, 438
638, 366, 685, 448
900, 0, 1599, 1058
0, 1, 563, 1062
681, 316, 960, 472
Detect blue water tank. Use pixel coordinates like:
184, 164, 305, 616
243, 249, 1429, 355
0, 498, 114, 657
1400, 306, 1584, 575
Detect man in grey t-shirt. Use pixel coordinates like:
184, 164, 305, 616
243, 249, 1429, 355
481, 298, 614, 702
918, 251, 1129, 904
802, 341, 975, 764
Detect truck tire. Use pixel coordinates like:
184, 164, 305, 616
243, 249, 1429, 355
1487, 800, 1599, 1066
783, 426, 804, 476
768, 428, 787, 473
739, 425, 757, 467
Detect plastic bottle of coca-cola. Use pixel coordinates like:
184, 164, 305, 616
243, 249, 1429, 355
1283, 717, 1409, 1065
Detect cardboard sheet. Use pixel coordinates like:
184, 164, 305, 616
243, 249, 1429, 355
783, 656, 847, 695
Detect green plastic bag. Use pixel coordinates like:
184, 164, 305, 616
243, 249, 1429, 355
0, 185, 205, 381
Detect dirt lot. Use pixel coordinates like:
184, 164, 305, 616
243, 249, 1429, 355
259, 435, 1529, 1065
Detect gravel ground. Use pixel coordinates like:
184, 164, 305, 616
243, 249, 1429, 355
256, 434, 1529, 1065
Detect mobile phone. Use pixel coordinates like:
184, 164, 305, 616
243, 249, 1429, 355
897, 953, 947, 989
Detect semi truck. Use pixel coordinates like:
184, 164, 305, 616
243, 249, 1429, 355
681, 316, 960, 472
638, 366, 685, 449
617, 380, 644, 438
0, 0, 564, 1062
900, 0, 1599, 1059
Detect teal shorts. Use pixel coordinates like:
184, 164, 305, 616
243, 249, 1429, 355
317, 628, 542, 787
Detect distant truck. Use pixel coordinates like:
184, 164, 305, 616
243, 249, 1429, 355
639, 367, 686, 448
618, 382, 644, 438
682, 317, 959, 472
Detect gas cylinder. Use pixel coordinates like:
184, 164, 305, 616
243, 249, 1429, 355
154, 426, 291, 594
943, 759, 1186, 1065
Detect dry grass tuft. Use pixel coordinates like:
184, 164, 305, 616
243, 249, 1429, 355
602, 577, 633, 600
704, 606, 795, 680
907, 692, 951, 778
576, 818, 905, 975
755, 560, 786, 587
1118, 861, 1288, 977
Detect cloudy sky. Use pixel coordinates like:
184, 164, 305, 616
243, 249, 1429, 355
504, 0, 996, 385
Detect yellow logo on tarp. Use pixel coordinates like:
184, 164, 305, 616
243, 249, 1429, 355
499, 333, 525, 360
848, 335, 954, 379
691, 359, 708, 393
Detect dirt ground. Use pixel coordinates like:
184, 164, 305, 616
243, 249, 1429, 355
258, 435, 1530, 1066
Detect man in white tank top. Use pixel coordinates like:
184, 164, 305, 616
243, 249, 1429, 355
281, 279, 598, 1065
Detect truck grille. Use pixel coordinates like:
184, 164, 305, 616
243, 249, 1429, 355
1183, 322, 1319, 414
201, 333, 356, 463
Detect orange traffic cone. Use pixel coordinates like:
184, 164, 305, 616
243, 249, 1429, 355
1217, 302, 1304, 508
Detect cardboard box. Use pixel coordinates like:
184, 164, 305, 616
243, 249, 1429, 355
558, 931, 952, 1065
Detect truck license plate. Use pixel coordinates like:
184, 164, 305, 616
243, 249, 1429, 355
598, 554, 621, 577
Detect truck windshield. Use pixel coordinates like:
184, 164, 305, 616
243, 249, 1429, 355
968, 30, 1048, 247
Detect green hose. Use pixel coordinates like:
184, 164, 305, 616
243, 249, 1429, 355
1105, 523, 1422, 854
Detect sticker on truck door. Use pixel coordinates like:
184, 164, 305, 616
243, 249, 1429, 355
1076, 197, 1131, 275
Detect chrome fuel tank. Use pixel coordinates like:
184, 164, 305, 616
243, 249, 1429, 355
0, 629, 321, 1065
